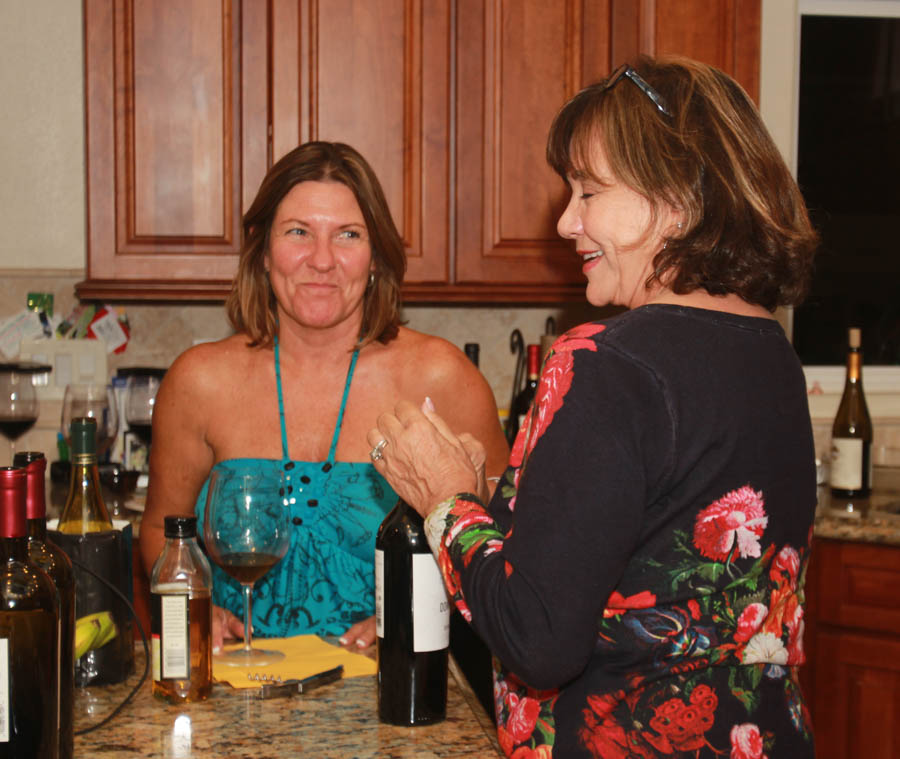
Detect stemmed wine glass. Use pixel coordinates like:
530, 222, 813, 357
202, 465, 291, 666
61, 383, 119, 458
0, 362, 44, 465
124, 374, 161, 446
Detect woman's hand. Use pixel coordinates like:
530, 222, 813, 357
339, 616, 376, 655
368, 398, 481, 518
212, 604, 245, 653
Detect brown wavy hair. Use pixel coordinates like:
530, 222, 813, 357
226, 141, 406, 347
546, 55, 818, 311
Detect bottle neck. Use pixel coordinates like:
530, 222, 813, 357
27, 517, 48, 541
0, 535, 29, 563
846, 348, 863, 383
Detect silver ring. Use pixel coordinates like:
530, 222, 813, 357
369, 439, 387, 462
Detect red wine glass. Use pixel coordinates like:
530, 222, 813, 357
0, 363, 43, 465
202, 465, 291, 666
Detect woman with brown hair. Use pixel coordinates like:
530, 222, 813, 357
139, 141, 508, 651
369, 57, 819, 757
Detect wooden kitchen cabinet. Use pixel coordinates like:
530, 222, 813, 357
79, 0, 761, 303
800, 538, 900, 759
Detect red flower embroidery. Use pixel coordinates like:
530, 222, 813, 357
734, 602, 768, 643
644, 689, 717, 754
730, 722, 768, 759
693, 485, 768, 562
510, 324, 606, 470
506, 694, 542, 744
603, 589, 657, 618
769, 545, 800, 587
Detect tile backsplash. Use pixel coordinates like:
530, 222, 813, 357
1, 268, 601, 463
5, 268, 897, 470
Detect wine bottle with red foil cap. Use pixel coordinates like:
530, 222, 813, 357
0, 466, 60, 759
506, 344, 541, 444
13, 451, 75, 759
375, 498, 449, 725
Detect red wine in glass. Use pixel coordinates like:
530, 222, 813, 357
0, 417, 38, 441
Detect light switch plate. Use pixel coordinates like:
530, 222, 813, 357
18, 339, 109, 399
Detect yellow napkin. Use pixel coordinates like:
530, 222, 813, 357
213, 635, 376, 689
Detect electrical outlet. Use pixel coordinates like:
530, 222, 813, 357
18, 339, 109, 399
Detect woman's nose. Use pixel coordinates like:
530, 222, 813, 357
307, 237, 336, 270
557, 197, 583, 239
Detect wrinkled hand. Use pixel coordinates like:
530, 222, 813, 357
212, 604, 245, 653
338, 616, 376, 657
367, 398, 482, 518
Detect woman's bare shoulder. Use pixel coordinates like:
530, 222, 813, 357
163, 334, 262, 396
387, 327, 474, 385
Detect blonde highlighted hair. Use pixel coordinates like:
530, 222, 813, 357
547, 55, 818, 310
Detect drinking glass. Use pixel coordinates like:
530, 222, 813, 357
124, 374, 160, 445
202, 466, 291, 666
61, 383, 119, 458
0, 363, 41, 465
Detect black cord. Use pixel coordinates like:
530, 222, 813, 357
69, 557, 150, 735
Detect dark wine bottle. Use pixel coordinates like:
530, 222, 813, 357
375, 498, 449, 726
464, 343, 480, 367
830, 328, 874, 499
505, 344, 540, 444
14, 451, 75, 759
0, 466, 60, 759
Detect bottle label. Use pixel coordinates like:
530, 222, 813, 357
374, 549, 384, 639
0, 639, 7, 742
830, 438, 864, 490
151, 592, 190, 680
412, 553, 450, 653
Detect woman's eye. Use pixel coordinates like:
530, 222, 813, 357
339, 229, 362, 240
580, 192, 594, 200
287, 227, 308, 236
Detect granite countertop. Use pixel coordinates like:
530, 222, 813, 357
813, 483, 900, 547
74, 650, 501, 758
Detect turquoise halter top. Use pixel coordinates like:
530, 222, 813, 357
195, 338, 398, 637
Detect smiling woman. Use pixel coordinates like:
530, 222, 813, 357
265, 181, 374, 334
137, 141, 508, 658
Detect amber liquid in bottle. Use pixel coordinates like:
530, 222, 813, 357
150, 515, 213, 703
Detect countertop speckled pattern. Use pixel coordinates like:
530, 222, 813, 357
813, 484, 900, 546
74, 652, 501, 758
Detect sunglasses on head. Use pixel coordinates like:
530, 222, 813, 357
603, 64, 672, 117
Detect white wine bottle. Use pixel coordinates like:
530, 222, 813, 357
0, 466, 60, 759
829, 328, 874, 499
57, 417, 114, 534
14, 451, 75, 759
150, 515, 213, 704
375, 498, 449, 725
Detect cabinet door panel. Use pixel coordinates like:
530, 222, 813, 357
812, 630, 900, 759
456, 0, 594, 291
271, 0, 450, 284
649, 0, 760, 102
82, 0, 268, 295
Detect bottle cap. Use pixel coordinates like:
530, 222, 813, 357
848, 328, 861, 349
12, 452, 47, 521
70, 417, 98, 456
164, 515, 198, 539
0, 467, 27, 538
